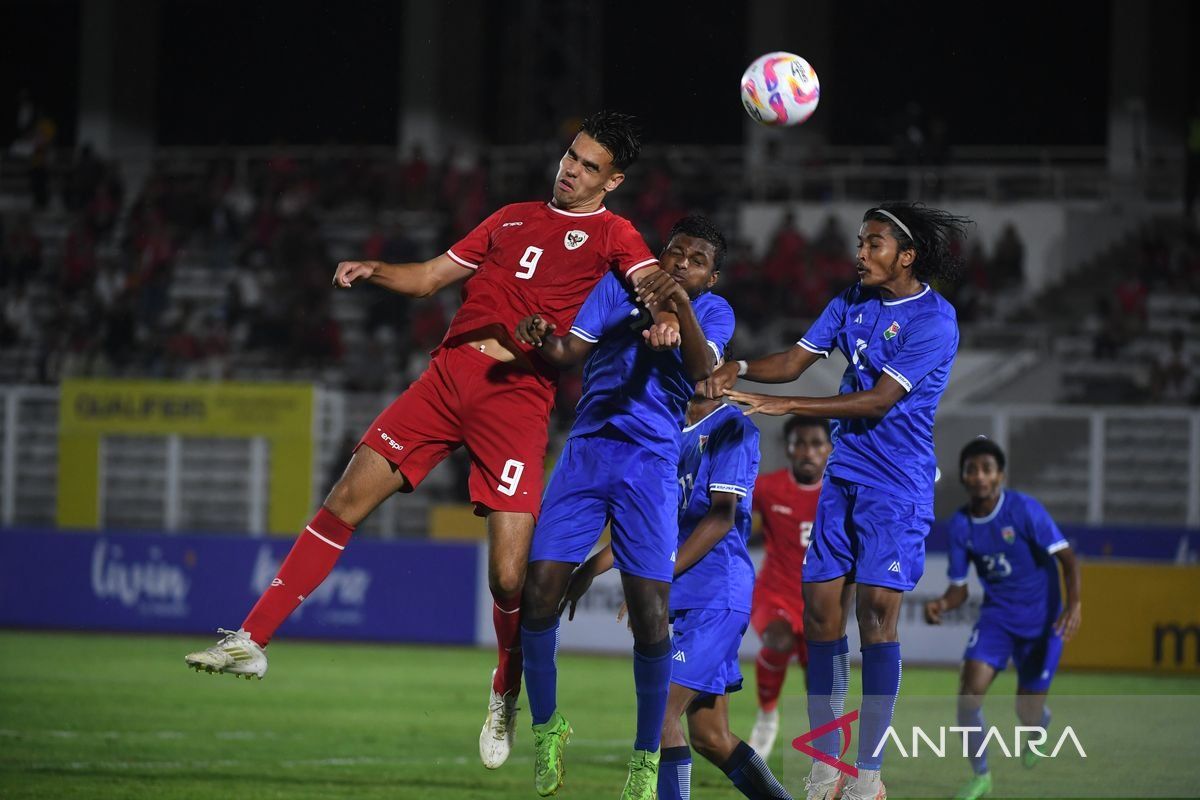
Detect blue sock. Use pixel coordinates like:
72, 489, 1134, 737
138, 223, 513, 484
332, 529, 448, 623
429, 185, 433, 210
521, 618, 559, 726
1041, 706, 1051, 729
721, 740, 793, 799
632, 637, 672, 752
805, 637, 850, 759
958, 704, 989, 775
657, 745, 692, 800
857, 642, 902, 770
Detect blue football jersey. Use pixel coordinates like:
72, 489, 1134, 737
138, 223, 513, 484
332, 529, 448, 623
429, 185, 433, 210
947, 490, 1069, 637
799, 282, 958, 504
569, 272, 735, 456
671, 403, 760, 614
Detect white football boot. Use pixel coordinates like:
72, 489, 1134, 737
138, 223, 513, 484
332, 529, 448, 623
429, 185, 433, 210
842, 768, 887, 800
749, 707, 781, 760
479, 668, 519, 769
185, 628, 268, 680
805, 760, 847, 800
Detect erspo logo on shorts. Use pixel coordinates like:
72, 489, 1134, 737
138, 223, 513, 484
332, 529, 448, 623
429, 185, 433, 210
378, 430, 404, 452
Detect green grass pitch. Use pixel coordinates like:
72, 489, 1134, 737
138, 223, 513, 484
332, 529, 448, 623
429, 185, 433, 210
0, 631, 1195, 799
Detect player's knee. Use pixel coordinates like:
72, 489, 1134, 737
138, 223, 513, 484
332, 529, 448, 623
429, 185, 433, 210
856, 605, 897, 643
762, 624, 795, 653
803, 604, 839, 639
488, 563, 525, 598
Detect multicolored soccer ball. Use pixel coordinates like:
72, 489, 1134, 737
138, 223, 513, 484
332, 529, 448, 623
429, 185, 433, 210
740, 52, 820, 127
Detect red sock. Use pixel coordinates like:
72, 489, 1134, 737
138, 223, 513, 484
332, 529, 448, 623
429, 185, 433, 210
492, 591, 523, 697
240, 507, 354, 646
756, 645, 792, 713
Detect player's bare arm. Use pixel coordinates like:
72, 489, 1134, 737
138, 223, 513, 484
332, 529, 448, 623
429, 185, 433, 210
725, 372, 907, 418
633, 266, 681, 333
513, 314, 594, 369
635, 275, 716, 381
925, 584, 969, 625
1053, 546, 1082, 640
559, 546, 616, 620
332, 252, 471, 298
698, 345, 822, 400
672, 491, 737, 575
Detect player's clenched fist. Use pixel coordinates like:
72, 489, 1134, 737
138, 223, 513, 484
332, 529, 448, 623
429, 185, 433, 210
923, 598, 946, 625
642, 322, 680, 350
697, 359, 739, 400
515, 314, 556, 347
332, 260, 380, 288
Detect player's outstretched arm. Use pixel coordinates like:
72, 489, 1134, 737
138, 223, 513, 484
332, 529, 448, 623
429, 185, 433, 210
1053, 546, 1082, 640
514, 314, 594, 369
559, 546, 615, 621
673, 492, 738, 575
697, 346, 822, 400
724, 373, 908, 419
332, 253, 472, 298
924, 584, 968, 625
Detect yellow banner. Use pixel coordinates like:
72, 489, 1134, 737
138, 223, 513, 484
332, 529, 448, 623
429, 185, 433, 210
1061, 562, 1200, 673
58, 379, 314, 534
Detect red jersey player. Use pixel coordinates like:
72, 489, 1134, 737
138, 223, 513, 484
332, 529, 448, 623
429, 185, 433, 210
184, 112, 671, 770
747, 415, 831, 759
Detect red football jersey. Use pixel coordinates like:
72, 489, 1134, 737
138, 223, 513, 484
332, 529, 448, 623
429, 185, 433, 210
441, 201, 657, 379
753, 468, 822, 599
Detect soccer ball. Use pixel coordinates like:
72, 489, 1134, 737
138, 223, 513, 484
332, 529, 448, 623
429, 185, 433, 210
740, 52, 820, 127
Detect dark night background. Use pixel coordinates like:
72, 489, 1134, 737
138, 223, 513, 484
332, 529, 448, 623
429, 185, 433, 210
3, 0, 1164, 149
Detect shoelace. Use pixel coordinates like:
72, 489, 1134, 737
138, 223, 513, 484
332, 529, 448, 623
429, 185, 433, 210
534, 730, 552, 775
488, 697, 518, 741
626, 755, 655, 793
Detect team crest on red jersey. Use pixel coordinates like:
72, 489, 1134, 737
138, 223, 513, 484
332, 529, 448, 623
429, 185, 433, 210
564, 230, 588, 250
1001, 526, 1016, 544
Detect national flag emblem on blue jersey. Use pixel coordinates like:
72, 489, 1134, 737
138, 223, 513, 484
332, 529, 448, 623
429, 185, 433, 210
698, 434, 709, 452
1001, 526, 1016, 544
884, 320, 900, 340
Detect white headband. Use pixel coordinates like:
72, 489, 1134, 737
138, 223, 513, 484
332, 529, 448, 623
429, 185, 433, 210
871, 208, 913, 241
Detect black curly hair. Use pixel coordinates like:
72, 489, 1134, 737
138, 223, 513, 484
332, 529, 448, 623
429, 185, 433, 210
579, 111, 642, 171
959, 436, 1006, 474
863, 202, 973, 285
666, 214, 727, 269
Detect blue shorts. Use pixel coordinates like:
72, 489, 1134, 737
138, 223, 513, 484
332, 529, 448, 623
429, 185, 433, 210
529, 429, 677, 583
964, 616, 1063, 692
669, 608, 748, 696
802, 476, 933, 591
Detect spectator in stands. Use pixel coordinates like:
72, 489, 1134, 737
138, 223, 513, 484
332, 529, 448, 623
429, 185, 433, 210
1084, 297, 1126, 360
991, 223, 1025, 291
1151, 330, 1195, 405
761, 210, 807, 290
1, 214, 42, 291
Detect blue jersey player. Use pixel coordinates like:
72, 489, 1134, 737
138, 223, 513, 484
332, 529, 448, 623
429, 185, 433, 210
563, 394, 794, 800
924, 438, 1082, 800
689, 203, 974, 800
513, 215, 735, 799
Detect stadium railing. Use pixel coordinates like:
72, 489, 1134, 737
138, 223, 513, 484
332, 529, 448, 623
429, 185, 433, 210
4, 384, 1197, 534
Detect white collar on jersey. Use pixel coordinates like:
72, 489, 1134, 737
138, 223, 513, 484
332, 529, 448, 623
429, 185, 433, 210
968, 490, 1006, 524
881, 283, 931, 306
546, 202, 608, 218
682, 402, 736, 433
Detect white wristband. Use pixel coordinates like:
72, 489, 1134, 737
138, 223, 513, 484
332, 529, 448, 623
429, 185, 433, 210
736, 360, 749, 377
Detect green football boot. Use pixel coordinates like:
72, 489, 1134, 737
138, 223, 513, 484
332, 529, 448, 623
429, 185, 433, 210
620, 748, 660, 800
532, 711, 572, 796
955, 772, 993, 800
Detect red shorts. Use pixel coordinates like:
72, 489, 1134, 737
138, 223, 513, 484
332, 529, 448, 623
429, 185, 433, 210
751, 583, 808, 666
357, 344, 554, 517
